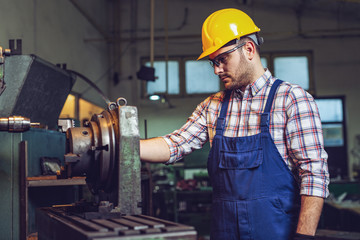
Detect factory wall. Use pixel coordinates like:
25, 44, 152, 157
0, 0, 359, 179
114, 0, 360, 179
0, 0, 110, 108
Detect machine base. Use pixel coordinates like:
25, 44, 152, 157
36, 206, 197, 240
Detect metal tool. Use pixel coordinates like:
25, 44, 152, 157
0, 116, 40, 132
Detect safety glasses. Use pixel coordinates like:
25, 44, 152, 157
209, 42, 246, 67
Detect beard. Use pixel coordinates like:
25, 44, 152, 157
219, 52, 254, 91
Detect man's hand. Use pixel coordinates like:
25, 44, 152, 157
296, 195, 324, 236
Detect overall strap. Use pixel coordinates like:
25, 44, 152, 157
260, 79, 283, 132
216, 90, 231, 136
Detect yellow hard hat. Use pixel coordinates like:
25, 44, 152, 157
197, 8, 261, 60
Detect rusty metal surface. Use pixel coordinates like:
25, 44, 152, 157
117, 106, 141, 215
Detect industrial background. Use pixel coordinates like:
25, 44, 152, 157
0, 0, 359, 239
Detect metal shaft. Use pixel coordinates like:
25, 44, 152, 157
0, 116, 39, 132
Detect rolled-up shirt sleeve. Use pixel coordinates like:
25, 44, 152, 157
285, 86, 330, 198
162, 99, 210, 164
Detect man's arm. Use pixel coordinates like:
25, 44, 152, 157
140, 137, 170, 163
284, 87, 329, 237
296, 195, 324, 236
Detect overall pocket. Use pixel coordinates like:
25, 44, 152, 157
219, 149, 263, 169
215, 149, 264, 199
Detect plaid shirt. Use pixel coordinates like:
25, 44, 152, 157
163, 69, 329, 198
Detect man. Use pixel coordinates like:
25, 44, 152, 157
140, 8, 329, 240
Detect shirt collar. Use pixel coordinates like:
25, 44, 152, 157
231, 69, 273, 99
234, 88, 244, 99
248, 68, 273, 97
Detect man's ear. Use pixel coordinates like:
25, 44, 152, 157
243, 41, 256, 60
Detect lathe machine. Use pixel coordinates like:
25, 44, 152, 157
36, 98, 196, 240
0, 44, 196, 240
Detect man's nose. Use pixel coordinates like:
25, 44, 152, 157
213, 64, 223, 75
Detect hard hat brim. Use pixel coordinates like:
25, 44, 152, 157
197, 45, 222, 60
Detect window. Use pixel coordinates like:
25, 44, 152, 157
314, 96, 348, 178
143, 51, 313, 97
143, 58, 221, 97
145, 61, 180, 95
185, 60, 219, 94
274, 56, 309, 90
261, 52, 313, 92
315, 97, 345, 147
316, 99, 343, 123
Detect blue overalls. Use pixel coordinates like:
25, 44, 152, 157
208, 80, 300, 240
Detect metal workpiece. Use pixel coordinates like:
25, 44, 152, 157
64, 99, 142, 215
65, 109, 120, 194
65, 127, 94, 177
0, 116, 39, 132
96, 110, 116, 192
66, 127, 94, 155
